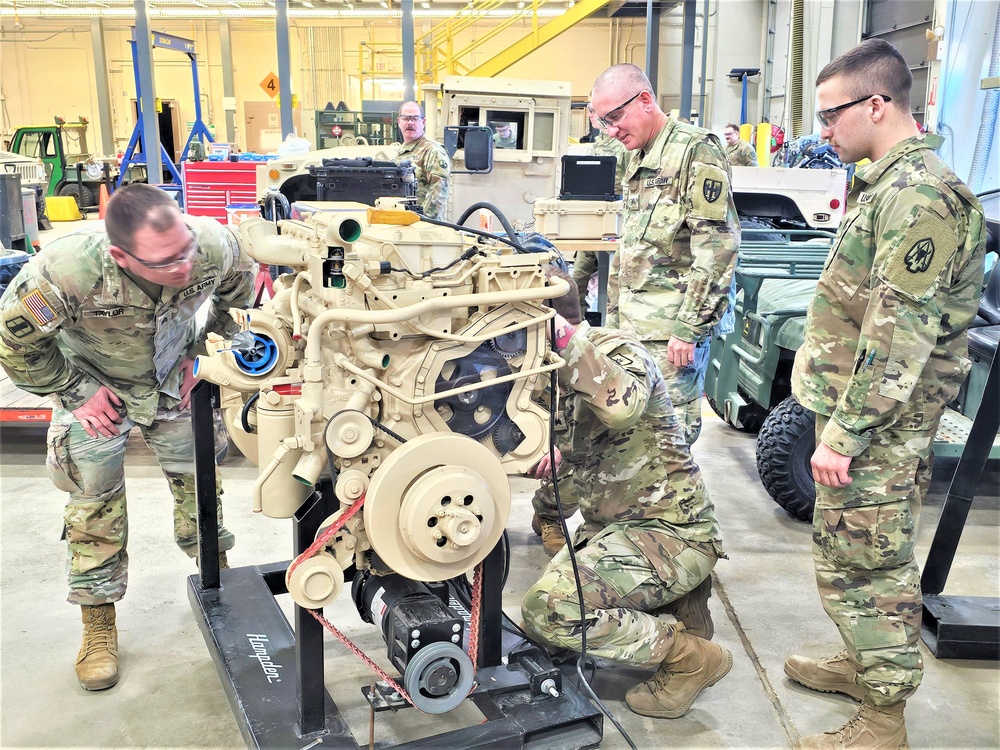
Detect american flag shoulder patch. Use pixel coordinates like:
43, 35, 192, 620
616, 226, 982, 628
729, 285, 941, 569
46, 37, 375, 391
21, 290, 56, 325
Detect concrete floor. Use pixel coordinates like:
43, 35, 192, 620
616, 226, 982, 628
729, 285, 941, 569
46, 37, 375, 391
1, 218, 998, 748
1, 407, 998, 750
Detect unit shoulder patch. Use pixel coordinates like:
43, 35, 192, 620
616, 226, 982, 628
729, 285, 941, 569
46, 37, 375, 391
690, 163, 728, 222
880, 207, 958, 300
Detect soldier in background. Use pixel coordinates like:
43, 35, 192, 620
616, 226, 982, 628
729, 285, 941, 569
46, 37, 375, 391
723, 123, 758, 166
785, 39, 984, 749
395, 101, 451, 221
0, 184, 254, 691
521, 286, 731, 719
590, 64, 740, 446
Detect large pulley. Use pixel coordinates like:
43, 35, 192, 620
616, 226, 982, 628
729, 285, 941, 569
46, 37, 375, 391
363, 433, 510, 581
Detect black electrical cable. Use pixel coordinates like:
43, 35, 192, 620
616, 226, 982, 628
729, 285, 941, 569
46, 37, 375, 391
417, 215, 528, 254
240, 392, 261, 434
389, 246, 482, 277
455, 201, 520, 245
548, 317, 638, 750
261, 190, 291, 222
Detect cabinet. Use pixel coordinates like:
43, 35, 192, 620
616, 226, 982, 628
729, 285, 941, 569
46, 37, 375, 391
182, 162, 259, 222
314, 110, 400, 149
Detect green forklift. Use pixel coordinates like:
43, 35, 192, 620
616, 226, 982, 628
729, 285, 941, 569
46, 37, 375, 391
8, 117, 146, 210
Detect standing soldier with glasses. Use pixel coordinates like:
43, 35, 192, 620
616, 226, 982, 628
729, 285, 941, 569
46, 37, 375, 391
589, 63, 740, 446
784, 39, 985, 749
0, 184, 254, 692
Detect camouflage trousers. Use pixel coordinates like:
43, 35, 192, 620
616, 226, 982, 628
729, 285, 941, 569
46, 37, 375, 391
47, 405, 235, 606
521, 520, 718, 666
644, 339, 710, 446
811, 415, 933, 707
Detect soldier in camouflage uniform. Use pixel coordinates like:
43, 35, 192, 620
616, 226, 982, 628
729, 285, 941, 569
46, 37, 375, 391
784, 40, 985, 750
521, 310, 732, 719
0, 184, 254, 691
395, 101, 451, 221
723, 123, 758, 167
592, 64, 740, 445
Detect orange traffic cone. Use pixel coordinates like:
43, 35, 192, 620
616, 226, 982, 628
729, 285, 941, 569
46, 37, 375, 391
98, 184, 110, 220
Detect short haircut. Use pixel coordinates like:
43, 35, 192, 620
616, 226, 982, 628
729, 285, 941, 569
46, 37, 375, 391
725, 123, 740, 132
816, 38, 911, 111
104, 183, 179, 250
399, 101, 424, 117
593, 64, 655, 101
544, 266, 583, 325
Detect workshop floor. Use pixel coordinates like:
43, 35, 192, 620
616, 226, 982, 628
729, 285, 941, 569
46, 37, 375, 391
1, 219, 998, 749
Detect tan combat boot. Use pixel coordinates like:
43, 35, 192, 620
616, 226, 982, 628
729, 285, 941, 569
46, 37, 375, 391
195, 551, 231, 570
531, 513, 566, 557
785, 650, 865, 701
76, 603, 119, 691
659, 576, 714, 640
625, 625, 733, 719
799, 699, 907, 749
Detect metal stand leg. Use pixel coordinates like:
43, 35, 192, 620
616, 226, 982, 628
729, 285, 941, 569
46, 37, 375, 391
921, 348, 1000, 659
191, 381, 220, 590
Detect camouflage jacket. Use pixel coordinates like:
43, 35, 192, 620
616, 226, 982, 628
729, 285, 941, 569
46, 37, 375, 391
397, 136, 451, 220
726, 138, 758, 167
588, 132, 630, 195
0, 216, 254, 426
792, 133, 985, 456
608, 118, 740, 343
558, 323, 721, 543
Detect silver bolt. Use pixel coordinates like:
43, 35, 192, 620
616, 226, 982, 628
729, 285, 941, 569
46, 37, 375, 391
410, 639, 420, 649
452, 623, 461, 633
451, 634, 461, 643
540, 678, 559, 698
411, 629, 421, 638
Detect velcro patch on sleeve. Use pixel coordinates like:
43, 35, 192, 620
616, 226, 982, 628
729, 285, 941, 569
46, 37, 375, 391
880, 207, 958, 301
21, 289, 56, 325
690, 162, 729, 222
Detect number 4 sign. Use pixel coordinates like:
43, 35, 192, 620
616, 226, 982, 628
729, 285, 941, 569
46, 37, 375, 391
260, 72, 279, 98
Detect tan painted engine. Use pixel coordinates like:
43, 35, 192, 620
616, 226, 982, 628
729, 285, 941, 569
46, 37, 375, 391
195, 200, 566, 609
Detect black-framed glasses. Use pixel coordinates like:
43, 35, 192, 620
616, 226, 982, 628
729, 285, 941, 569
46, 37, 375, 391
119, 228, 198, 270
816, 94, 891, 128
597, 91, 644, 129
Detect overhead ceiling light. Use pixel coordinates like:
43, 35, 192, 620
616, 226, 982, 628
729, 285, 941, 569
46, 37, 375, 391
421, 0, 429, 7
301, 0, 313, 6
379, 0, 387, 7
516, 0, 524, 7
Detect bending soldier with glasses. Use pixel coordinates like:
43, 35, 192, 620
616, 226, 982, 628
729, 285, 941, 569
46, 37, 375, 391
0, 184, 254, 692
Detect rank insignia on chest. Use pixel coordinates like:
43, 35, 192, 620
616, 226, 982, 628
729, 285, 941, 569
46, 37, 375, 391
627, 196, 640, 210
644, 176, 673, 188
702, 178, 723, 203
904, 238, 935, 273
857, 192, 875, 205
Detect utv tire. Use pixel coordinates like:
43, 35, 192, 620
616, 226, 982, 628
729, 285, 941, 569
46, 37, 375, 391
756, 395, 816, 521
58, 183, 96, 211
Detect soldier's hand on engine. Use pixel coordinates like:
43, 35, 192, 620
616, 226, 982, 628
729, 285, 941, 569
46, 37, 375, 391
532, 447, 562, 479
811, 442, 853, 488
178, 357, 198, 410
666, 336, 695, 368
73, 385, 124, 439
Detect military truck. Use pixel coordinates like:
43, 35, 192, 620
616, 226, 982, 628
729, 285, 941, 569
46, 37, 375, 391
256, 76, 572, 227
